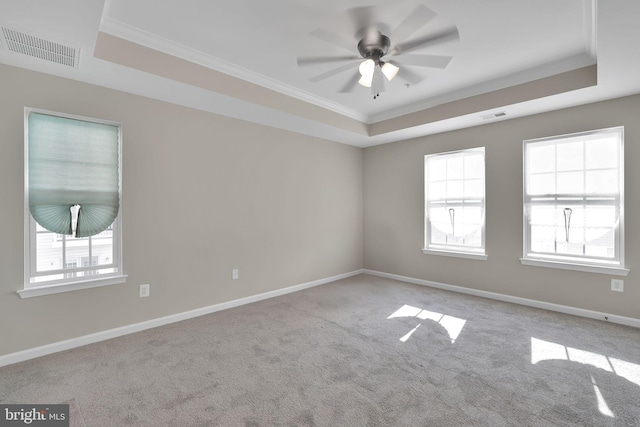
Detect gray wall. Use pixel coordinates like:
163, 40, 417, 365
0, 64, 363, 356
364, 94, 640, 320
3, 61, 639, 359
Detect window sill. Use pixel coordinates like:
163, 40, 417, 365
17, 274, 128, 299
422, 248, 488, 261
520, 258, 629, 276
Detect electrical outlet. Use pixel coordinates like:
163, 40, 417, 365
232, 269, 239, 280
140, 284, 150, 297
611, 279, 624, 292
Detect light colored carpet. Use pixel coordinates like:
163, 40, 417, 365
1, 274, 639, 426
66, 398, 86, 427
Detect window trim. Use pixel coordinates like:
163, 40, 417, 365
423, 147, 487, 260
422, 248, 488, 261
521, 126, 627, 275
519, 257, 629, 276
21, 107, 126, 298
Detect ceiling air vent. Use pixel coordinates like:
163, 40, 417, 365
1, 26, 79, 68
481, 111, 507, 120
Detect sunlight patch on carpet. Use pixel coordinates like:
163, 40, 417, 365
388, 304, 466, 343
530, 337, 640, 387
591, 375, 615, 418
531, 337, 640, 418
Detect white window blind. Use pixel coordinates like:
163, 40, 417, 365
522, 127, 626, 273
424, 147, 486, 258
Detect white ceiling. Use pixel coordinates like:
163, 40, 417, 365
1, 0, 640, 147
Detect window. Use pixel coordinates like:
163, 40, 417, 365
21, 108, 126, 298
423, 147, 486, 260
522, 127, 628, 276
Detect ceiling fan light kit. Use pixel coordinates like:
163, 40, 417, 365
358, 58, 376, 87
357, 31, 397, 99
381, 62, 399, 81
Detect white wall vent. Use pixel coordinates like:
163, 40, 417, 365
0, 26, 79, 68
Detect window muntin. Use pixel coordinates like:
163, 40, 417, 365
424, 147, 486, 256
24, 108, 123, 291
523, 127, 624, 269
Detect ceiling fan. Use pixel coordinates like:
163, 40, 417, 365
297, 4, 459, 99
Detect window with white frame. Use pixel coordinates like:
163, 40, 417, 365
522, 127, 627, 275
22, 108, 126, 298
423, 147, 486, 259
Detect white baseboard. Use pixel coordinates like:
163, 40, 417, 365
363, 269, 640, 329
0, 269, 364, 368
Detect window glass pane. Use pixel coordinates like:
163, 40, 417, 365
464, 154, 484, 179
529, 205, 557, 229
557, 241, 584, 256
464, 179, 483, 198
429, 181, 446, 200
447, 156, 463, 180
93, 226, 114, 266
586, 137, 618, 169
428, 158, 447, 182
557, 141, 583, 171
557, 171, 584, 194
586, 170, 618, 194
35, 230, 62, 272
528, 173, 555, 195
65, 235, 89, 267
447, 180, 463, 199
459, 207, 482, 247
462, 228, 482, 247
585, 228, 615, 258
429, 207, 450, 244
584, 206, 616, 258
585, 206, 616, 227
528, 144, 555, 174
531, 225, 556, 253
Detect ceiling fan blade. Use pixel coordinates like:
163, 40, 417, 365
397, 67, 424, 86
396, 54, 452, 69
297, 55, 360, 67
392, 4, 438, 45
339, 71, 361, 93
394, 27, 460, 54
309, 61, 360, 83
347, 6, 378, 35
309, 28, 355, 53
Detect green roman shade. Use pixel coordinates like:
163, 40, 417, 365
28, 112, 120, 238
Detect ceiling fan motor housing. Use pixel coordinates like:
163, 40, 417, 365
357, 32, 390, 63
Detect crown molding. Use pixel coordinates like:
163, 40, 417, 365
98, 16, 368, 123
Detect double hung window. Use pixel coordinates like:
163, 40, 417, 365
522, 127, 627, 275
21, 108, 126, 298
423, 147, 486, 260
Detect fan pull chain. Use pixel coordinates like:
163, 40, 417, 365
371, 66, 385, 99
